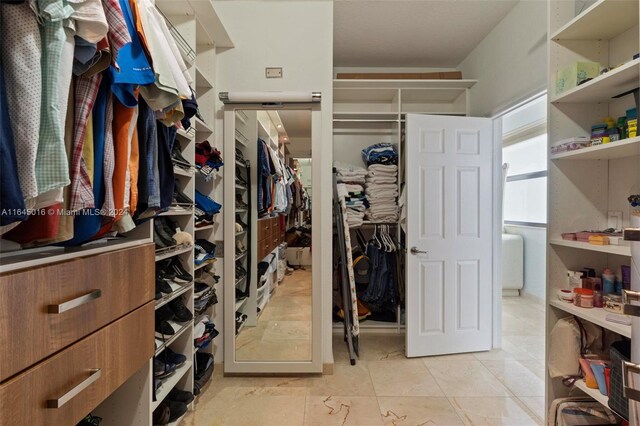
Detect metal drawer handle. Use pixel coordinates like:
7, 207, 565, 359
47, 368, 101, 408
47, 289, 102, 314
623, 290, 640, 317
623, 361, 640, 402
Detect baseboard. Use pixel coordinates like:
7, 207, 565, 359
323, 363, 334, 375
502, 289, 521, 297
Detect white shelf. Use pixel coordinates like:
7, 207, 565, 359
159, 207, 194, 217
235, 183, 247, 191
195, 224, 215, 231
333, 79, 477, 90
151, 361, 193, 411
574, 379, 609, 407
551, 59, 640, 104
195, 66, 213, 89
551, 0, 639, 41
549, 299, 631, 338
155, 320, 194, 356
549, 239, 631, 256
155, 245, 193, 262
156, 282, 193, 310
194, 117, 213, 134
194, 259, 216, 271
234, 251, 247, 261
174, 166, 194, 177
235, 231, 247, 238
176, 128, 195, 141
236, 297, 248, 311
551, 136, 640, 160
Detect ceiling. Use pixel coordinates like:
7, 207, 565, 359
278, 110, 312, 158
334, 0, 519, 68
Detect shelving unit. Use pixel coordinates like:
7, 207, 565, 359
152, 361, 193, 411
574, 379, 610, 407
546, 0, 639, 421
332, 78, 475, 331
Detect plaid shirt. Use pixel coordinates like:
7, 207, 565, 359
69, 73, 102, 211
102, 0, 130, 67
102, 92, 116, 217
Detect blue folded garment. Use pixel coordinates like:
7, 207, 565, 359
196, 190, 222, 215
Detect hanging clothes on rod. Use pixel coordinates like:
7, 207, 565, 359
360, 224, 399, 320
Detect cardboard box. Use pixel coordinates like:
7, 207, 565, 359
336, 71, 462, 80
555, 62, 600, 95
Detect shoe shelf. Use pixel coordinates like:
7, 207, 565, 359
234, 251, 247, 262
235, 297, 248, 311
156, 282, 194, 310
235, 159, 247, 168
173, 166, 195, 177
195, 66, 214, 90
155, 245, 194, 262
159, 207, 195, 217
235, 276, 246, 287
194, 117, 213, 135
176, 127, 195, 142
194, 224, 215, 232
235, 183, 247, 191
152, 360, 193, 412
235, 231, 246, 238
551, 136, 640, 161
549, 239, 631, 257
194, 260, 216, 272
549, 299, 631, 338
155, 320, 194, 356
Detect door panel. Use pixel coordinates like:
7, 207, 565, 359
406, 114, 493, 357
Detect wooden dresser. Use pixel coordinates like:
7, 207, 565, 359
0, 244, 155, 426
257, 217, 284, 261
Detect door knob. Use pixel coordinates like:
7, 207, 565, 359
410, 247, 427, 255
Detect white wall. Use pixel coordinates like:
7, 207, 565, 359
214, 1, 334, 366
504, 225, 547, 301
458, 0, 547, 117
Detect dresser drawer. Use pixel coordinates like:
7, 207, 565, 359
0, 244, 154, 381
0, 302, 153, 426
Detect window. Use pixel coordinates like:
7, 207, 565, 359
502, 95, 547, 227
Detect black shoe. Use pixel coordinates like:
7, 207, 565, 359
173, 184, 193, 205
77, 415, 103, 426
154, 220, 176, 247
156, 305, 175, 322
166, 400, 188, 422
154, 358, 176, 379
235, 264, 247, 278
153, 227, 172, 249
155, 321, 175, 340
172, 144, 192, 168
167, 258, 192, 283
155, 290, 162, 300
164, 347, 187, 367
235, 214, 247, 229
152, 403, 170, 425
157, 219, 178, 244
168, 388, 195, 405
156, 277, 173, 294
169, 298, 193, 322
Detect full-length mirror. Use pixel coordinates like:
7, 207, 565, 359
223, 99, 321, 373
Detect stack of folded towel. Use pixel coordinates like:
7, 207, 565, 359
335, 162, 369, 227
362, 144, 398, 223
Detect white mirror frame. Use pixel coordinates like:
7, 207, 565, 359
223, 102, 322, 374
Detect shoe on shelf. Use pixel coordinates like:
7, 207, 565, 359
166, 258, 192, 283
169, 297, 193, 322
174, 185, 193, 205
165, 400, 188, 422
154, 220, 176, 247
164, 348, 187, 367
167, 388, 195, 405
235, 214, 247, 229
155, 321, 175, 340
235, 222, 244, 233
172, 144, 192, 168
155, 290, 162, 301
156, 277, 173, 295
153, 227, 172, 249
152, 403, 171, 426
154, 357, 177, 379
77, 415, 103, 426
235, 265, 247, 278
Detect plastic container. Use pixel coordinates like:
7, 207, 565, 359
594, 291, 603, 308
602, 269, 615, 294
573, 288, 594, 308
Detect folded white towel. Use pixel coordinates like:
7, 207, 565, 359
345, 184, 364, 193
335, 161, 368, 174
366, 176, 397, 184
368, 164, 398, 172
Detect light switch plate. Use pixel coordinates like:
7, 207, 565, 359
266, 67, 283, 78
608, 211, 623, 230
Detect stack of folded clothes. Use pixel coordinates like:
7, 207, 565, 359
362, 144, 399, 223
194, 239, 216, 266
194, 191, 222, 228
334, 162, 369, 227
195, 141, 224, 179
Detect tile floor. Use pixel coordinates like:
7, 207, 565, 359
183, 296, 545, 425
235, 269, 312, 361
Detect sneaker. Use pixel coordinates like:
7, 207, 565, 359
169, 298, 193, 322
155, 290, 162, 301
235, 239, 246, 254
235, 196, 248, 209
167, 388, 195, 405
235, 265, 247, 278
164, 348, 187, 367
154, 358, 176, 379
165, 400, 188, 422
155, 321, 175, 340
156, 277, 173, 295
165, 258, 192, 283
77, 415, 103, 426
235, 214, 247, 229
153, 226, 173, 249
235, 222, 244, 232
154, 220, 176, 247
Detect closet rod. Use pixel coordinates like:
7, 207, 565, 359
333, 119, 399, 123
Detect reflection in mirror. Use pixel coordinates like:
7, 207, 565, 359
234, 109, 312, 362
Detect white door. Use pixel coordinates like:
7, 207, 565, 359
405, 114, 494, 357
